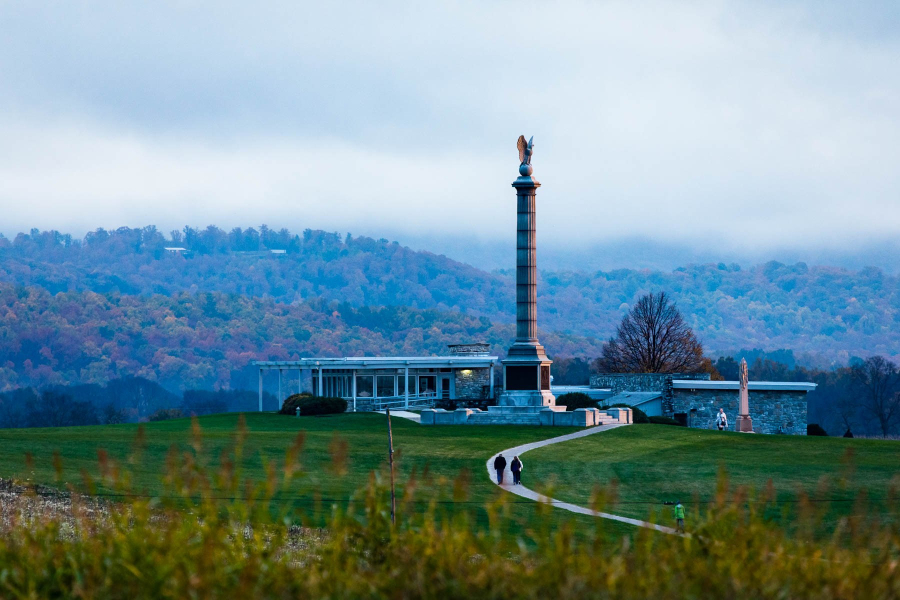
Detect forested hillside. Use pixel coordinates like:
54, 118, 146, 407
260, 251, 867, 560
0, 227, 509, 316
1, 226, 898, 363
0, 284, 604, 392
543, 263, 899, 363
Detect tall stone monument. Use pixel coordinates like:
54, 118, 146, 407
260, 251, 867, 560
498, 136, 557, 410
737, 358, 754, 432
418, 135, 631, 426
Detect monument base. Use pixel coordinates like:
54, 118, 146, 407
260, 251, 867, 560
497, 390, 557, 408
499, 343, 555, 413
737, 415, 754, 432
419, 405, 632, 427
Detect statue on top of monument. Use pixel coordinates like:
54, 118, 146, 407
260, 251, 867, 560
517, 135, 534, 176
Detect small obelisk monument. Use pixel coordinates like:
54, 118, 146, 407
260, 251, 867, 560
498, 135, 557, 409
737, 358, 754, 432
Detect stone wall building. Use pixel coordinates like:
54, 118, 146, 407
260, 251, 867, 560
590, 373, 710, 415
590, 373, 816, 434
590, 373, 710, 394
453, 366, 492, 399
670, 380, 813, 435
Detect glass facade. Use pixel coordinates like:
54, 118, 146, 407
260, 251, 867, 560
376, 375, 396, 398
356, 375, 374, 398
306, 367, 476, 400
417, 375, 436, 397
257, 360, 495, 412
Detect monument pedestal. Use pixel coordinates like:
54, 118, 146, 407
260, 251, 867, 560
497, 390, 557, 409
498, 341, 556, 411
492, 359, 558, 423
737, 415, 754, 432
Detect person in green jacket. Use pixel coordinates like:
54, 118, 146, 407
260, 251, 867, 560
673, 501, 685, 533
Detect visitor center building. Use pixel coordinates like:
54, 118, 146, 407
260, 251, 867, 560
253, 343, 496, 412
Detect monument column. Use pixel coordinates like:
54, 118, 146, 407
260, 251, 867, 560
515, 173, 539, 342
499, 136, 556, 409
737, 358, 754, 432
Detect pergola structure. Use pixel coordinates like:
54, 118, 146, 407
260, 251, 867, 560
253, 355, 497, 412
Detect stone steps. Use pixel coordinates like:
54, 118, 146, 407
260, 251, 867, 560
469, 415, 620, 426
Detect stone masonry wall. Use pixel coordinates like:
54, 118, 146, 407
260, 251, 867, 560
590, 373, 710, 393
454, 367, 491, 399
354, 398, 375, 412
670, 388, 808, 435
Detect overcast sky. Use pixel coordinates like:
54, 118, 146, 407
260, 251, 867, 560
1, 1, 898, 267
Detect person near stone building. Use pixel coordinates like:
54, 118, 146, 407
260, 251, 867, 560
493, 453, 507, 484
510, 455, 523, 485
716, 408, 728, 431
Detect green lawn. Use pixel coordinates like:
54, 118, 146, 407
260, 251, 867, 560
0, 413, 634, 538
5, 416, 896, 539
526, 424, 900, 531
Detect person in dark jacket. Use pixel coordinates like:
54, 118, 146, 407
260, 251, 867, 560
510, 456, 523, 485
493, 454, 507, 484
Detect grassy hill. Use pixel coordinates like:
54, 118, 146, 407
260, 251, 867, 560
2, 415, 899, 539
526, 424, 900, 533
4, 416, 898, 595
0, 412, 628, 536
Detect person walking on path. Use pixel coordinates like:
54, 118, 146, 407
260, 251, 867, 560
510, 456, 523, 485
493, 453, 507, 484
716, 408, 728, 431
673, 501, 685, 533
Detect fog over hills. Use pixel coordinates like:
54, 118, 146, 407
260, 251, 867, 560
393, 233, 900, 275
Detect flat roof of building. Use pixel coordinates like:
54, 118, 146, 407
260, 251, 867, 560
672, 380, 817, 392
254, 356, 498, 369
605, 391, 663, 405
551, 385, 614, 400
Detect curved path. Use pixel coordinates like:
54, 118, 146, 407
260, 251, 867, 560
486, 424, 679, 535
377, 410, 421, 423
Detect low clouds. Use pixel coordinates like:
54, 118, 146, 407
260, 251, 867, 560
0, 120, 506, 237
1, 1, 898, 257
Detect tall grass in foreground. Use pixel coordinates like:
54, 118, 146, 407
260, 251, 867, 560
1, 419, 899, 599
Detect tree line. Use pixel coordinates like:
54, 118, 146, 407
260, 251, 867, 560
3, 281, 897, 436
0, 283, 605, 393
0, 376, 278, 428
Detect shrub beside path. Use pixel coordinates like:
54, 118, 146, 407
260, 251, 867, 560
486, 423, 679, 535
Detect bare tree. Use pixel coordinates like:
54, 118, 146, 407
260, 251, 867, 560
595, 291, 707, 373
834, 393, 859, 437
809, 367, 859, 436
851, 356, 900, 437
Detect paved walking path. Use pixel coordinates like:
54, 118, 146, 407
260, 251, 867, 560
377, 410, 421, 423
486, 424, 680, 535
